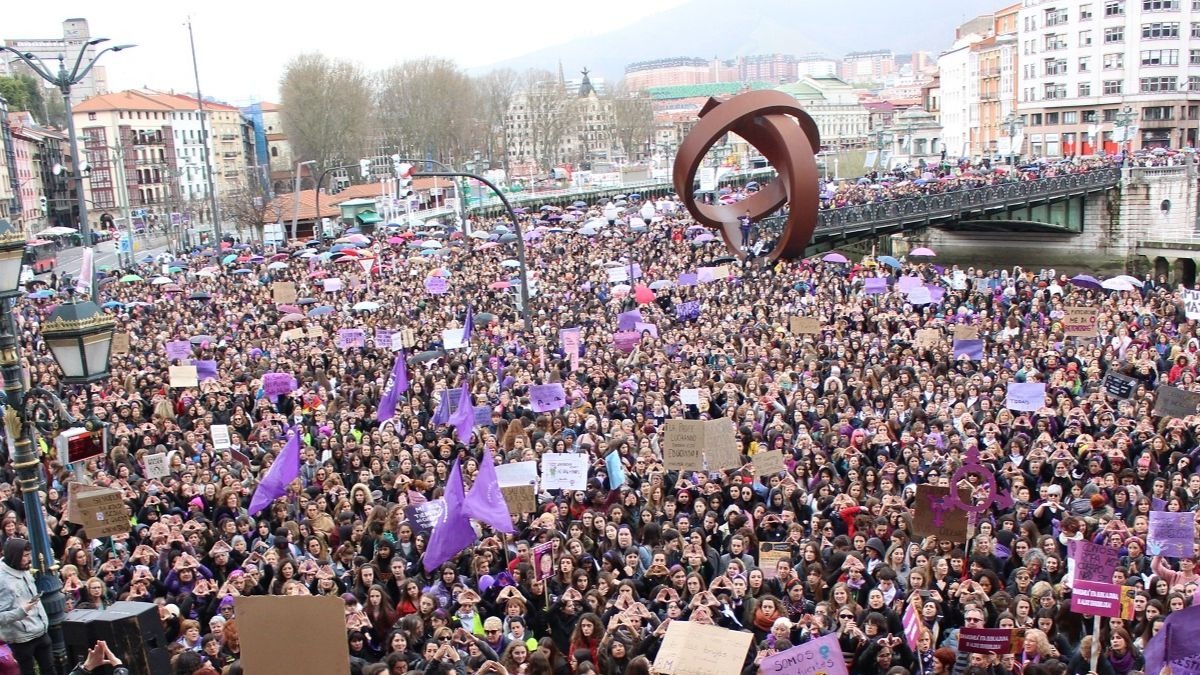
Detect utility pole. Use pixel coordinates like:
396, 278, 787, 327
186, 18, 222, 243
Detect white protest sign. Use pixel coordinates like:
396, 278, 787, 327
680, 388, 701, 406
211, 424, 232, 450
541, 453, 588, 491
143, 453, 170, 480
442, 328, 466, 350
495, 460, 539, 488
1184, 288, 1200, 321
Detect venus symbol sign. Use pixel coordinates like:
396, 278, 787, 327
673, 90, 821, 261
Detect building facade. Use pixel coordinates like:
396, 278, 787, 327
505, 71, 619, 173
841, 50, 897, 83
2, 19, 109, 106
1017, 0, 1200, 155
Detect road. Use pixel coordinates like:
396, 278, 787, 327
52, 233, 173, 281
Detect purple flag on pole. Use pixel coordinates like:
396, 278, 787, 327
449, 379, 475, 444
1145, 604, 1200, 675
432, 387, 459, 425
422, 459, 477, 572
461, 449, 514, 533
463, 305, 474, 341
376, 350, 409, 422
248, 428, 301, 515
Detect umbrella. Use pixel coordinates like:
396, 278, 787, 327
877, 255, 901, 269
280, 313, 306, 323
221, 254, 238, 265
189, 335, 216, 344
151, 276, 173, 285
710, 256, 737, 265
572, 200, 587, 208
27, 290, 54, 299
196, 270, 216, 278
500, 259, 521, 268
337, 234, 370, 244
649, 280, 673, 290
353, 301, 381, 312
1101, 277, 1135, 292
307, 305, 335, 317
822, 253, 849, 264
308, 270, 328, 279
267, 261, 288, 270
232, 269, 253, 275
168, 266, 183, 274
296, 297, 318, 306
188, 292, 212, 301
162, 284, 183, 292
421, 240, 442, 249
468, 231, 489, 240
490, 281, 512, 290
270, 253, 289, 261
1069, 274, 1103, 291
477, 242, 500, 250
410, 350, 444, 364
1114, 274, 1144, 288
277, 304, 301, 314
633, 285, 655, 304
120, 274, 144, 283
693, 233, 716, 243
102, 301, 124, 309
611, 284, 632, 296
475, 312, 496, 326
910, 247, 936, 257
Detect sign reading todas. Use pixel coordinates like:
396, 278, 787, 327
1005, 382, 1046, 412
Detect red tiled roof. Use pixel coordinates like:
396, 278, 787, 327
259, 179, 441, 224
74, 91, 175, 113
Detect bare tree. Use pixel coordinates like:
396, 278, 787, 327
374, 58, 476, 165
279, 53, 373, 179
474, 68, 519, 171
220, 178, 270, 242
517, 70, 578, 174
609, 81, 654, 163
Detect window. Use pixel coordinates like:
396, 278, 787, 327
1045, 59, 1068, 75
1081, 3, 1094, 18
1079, 82, 1093, 96
1078, 29, 1093, 46
87, 113, 96, 121
1192, 22, 1200, 37
1142, 106, 1174, 120
1141, 49, 1179, 65
1190, 76, 1200, 91
1104, 26, 1124, 42
1045, 83, 1068, 99
1142, 22, 1180, 38
1045, 34, 1068, 50
1104, 0, 1125, 14
1079, 56, 1092, 72
1047, 112, 1061, 124
1103, 80, 1124, 94
1046, 7, 1069, 25
1103, 53, 1124, 69
1143, 0, 1178, 9
1032, 113, 1044, 125
1192, 49, 1200, 65
1083, 110, 1099, 123
1064, 111, 1079, 124
1140, 75, 1178, 91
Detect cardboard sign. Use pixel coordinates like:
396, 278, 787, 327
654, 620, 754, 675
1155, 386, 1200, 419
752, 450, 786, 476
1005, 382, 1046, 412
1070, 579, 1124, 618
211, 424, 232, 450
1102, 370, 1138, 400
663, 419, 706, 471
272, 282, 297, 304
959, 628, 1021, 654
63, 482, 106, 526
75, 487, 129, 538
112, 332, 131, 355
789, 316, 820, 335
1070, 540, 1120, 583
529, 383, 567, 413
1063, 306, 1099, 338
953, 325, 979, 341
915, 328, 941, 348
336, 328, 366, 350
1183, 288, 1200, 321
143, 453, 170, 480
541, 453, 588, 491
236, 596, 349, 675
533, 541, 555, 580
704, 417, 740, 470
912, 484, 971, 542
281, 328, 307, 343
759, 542, 792, 581
165, 340, 192, 361
168, 365, 198, 388
500, 485, 537, 515
1149, 511, 1195, 558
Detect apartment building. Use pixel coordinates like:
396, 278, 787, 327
2, 19, 109, 106
1017, 0, 1200, 155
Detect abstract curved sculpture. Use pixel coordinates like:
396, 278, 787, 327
672, 90, 821, 261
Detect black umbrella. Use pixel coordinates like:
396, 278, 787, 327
475, 312, 496, 326
188, 292, 212, 301
709, 256, 737, 265
410, 350, 444, 364
296, 297, 318, 306
498, 233, 518, 244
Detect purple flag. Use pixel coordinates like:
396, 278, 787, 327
422, 459, 476, 572
953, 338, 984, 360
248, 428, 301, 515
449, 379, 475, 444
463, 305, 474, 341
432, 387, 459, 425
864, 277, 887, 295
376, 350, 409, 423
194, 360, 218, 382
1145, 604, 1200, 675
461, 449, 514, 534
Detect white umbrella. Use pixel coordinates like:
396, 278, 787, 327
353, 301, 381, 311
421, 240, 442, 249
1101, 278, 1135, 292
196, 270, 216, 278
150, 276, 173, 285
1114, 274, 1144, 288
468, 231, 489, 240
500, 259, 521, 268
268, 261, 289, 270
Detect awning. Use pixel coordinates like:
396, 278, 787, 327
355, 210, 382, 224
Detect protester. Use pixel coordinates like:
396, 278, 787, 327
0, 150, 1197, 675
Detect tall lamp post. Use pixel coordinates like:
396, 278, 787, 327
415, 171, 533, 332
0, 217, 115, 670
871, 129, 893, 169
0, 41, 135, 245
1003, 113, 1025, 166
1114, 105, 1136, 160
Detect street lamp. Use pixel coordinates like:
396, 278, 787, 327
871, 129, 893, 169
1003, 113, 1025, 165
0, 40, 135, 245
1115, 105, 1136, 158
0, 217, 115, 669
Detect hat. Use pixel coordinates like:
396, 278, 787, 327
164, 604, 181, 619
219, 595, 236, 609
865, 537, 886, 556
483, 617, 503, 632
341, 593, 358, 604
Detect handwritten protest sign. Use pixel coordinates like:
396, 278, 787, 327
663, 419, 706, 471
915, 328, 941, 348
271, 282, 297, 304
612, 330, 640, 352
959, 628, 1021, 654
912, 484, 972, 542
1070, 579, 1124, 618
606, 266, 630, 284
907, 286, 933, 305
654, 620, 754, 675
560, 328, 581, 371
953, 325, 979, 341
112, 332, 130, 355
404, 500, 442, 536
541, 453, 588, 491
1155, 386, 1200, 419
1102, 371, 1138, 400
530, 383, 567, 412
211, 424, 232, 450
165, 340, 192, 361
1069, 539, 1120, 583
322, 278, 343, 292
168, 366, 198, 388
752, 450, 786, 476
680, 388, 701, 406
336, 328, 366, 350
1005, 382, 1046, 412
262, 373, 297, 398
495, 461, 537, 488
675, 300, 701, 321
755, 632, 845, 675
281, 328, 307, 343
703, 417, 740, 469
143, 453, 170, 480
789, 316, 820, 335
76, 488, 129, 538
1183, 288, 1200, 321
424, 276, 449, 295
759, 542, 792, 581
1063, 306, 1099, 338
1149, 511, 1195, 558
864, 277, 887, 295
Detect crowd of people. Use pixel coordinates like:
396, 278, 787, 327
0, 151, 1197, 675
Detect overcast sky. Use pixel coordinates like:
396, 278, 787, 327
6, 0, 691, 105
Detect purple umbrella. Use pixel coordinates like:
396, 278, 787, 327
693, 233, 716, 243
823, 252, 849, 264
1069, 274, 1103, 291
910, 247, 936, 257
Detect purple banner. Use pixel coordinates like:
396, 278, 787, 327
262, 372, 297, 397
613, 331, 640, 353
675, 300, 700, 321
617, 310, 643, 331
952, 338, 983, 360
337, 328, 366, 350
424, 276, 449, 295
1070, 579, 1123, 618
677, 272, 698, 287
864, 277, 887, 295
897, 276, 923, 293
194, 360, 218, 382
165, 340, 192, 361
1149, 511, 1195, 558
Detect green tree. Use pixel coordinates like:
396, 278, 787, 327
0, 74, 47, 122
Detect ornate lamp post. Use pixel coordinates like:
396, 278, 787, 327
0, 217, 115, 668
1003, 113, 1026, 165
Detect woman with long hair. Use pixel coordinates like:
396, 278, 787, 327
568, 612, 605, 672
363, 583, 399, 647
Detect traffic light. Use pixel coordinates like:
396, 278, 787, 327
359, 158, 371, 179
39, 196, 48, 211
394, 162, 414, 199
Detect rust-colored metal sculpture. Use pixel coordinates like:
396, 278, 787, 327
672, 90, 821, 261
